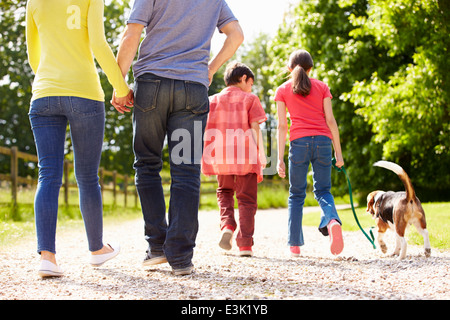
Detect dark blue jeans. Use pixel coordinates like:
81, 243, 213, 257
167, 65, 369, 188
288, 136, 341, 246
29, 96, 105, 254
133, 73, 209, 269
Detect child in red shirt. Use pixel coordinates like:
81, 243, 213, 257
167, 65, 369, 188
202, 62, 267, 256
274, 50, 344, 257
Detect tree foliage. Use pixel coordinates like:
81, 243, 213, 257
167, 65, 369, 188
266, 0, 449, 201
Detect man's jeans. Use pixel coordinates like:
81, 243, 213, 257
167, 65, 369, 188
29, 96, 105, 254
288, 136, 341, 246
133, 73, 209, 269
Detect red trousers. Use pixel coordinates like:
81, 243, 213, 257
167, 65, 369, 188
216, 173, 258, 247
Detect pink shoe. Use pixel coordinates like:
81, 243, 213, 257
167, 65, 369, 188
290, 246, 300, 257
328, 220, 344, 255
239, 246, 253, 257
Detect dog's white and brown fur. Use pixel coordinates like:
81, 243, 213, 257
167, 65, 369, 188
366, 161, 431, 260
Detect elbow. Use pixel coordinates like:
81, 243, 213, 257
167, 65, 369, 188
277, 123, 288, 132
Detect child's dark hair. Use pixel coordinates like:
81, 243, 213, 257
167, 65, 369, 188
288, 50, 314, 97
224, 61, 255, 86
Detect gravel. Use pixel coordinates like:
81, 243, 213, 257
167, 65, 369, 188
1, 208, 449, 301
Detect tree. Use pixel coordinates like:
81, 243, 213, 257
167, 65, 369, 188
266, 0, 449, 201
346, 0, 450, 199
0, 0, 134, 176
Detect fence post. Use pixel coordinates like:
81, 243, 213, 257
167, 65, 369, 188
112, 170, 117, 207
10, 146, 18, 207
124, 175, 128, 208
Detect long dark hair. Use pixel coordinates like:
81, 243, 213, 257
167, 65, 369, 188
288, 50, 314, 97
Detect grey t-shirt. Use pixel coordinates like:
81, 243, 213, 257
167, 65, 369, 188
127, 0, 237, 88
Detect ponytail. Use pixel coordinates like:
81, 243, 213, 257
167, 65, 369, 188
288, 50, 314, 97
291, 65, 311, 97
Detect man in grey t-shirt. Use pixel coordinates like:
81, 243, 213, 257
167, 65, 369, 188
112, 0, 243, 275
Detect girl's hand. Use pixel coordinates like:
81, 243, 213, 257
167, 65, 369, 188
277, 160, 286, 178
334, 154, 344, 169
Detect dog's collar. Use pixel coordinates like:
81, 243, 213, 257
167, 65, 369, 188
374, 192, 385, 206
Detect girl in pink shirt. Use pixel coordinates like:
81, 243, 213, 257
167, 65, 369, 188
274, 50, 344, 257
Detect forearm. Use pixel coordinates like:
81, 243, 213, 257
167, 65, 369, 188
88, 0, 129, 97
209, 21, 244, 83
116, 24, 142, 78
277, 124, 288, 161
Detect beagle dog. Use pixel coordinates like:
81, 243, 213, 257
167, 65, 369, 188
366, 161, 431, 260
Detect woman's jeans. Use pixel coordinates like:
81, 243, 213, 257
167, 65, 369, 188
133, 73, 209, 269
29, 96, 105, 254
288, 136, 341, 246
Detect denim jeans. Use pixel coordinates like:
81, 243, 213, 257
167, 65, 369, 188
133, 73, 209, 269
288, 136, 341, 246
29, 96, 105, 254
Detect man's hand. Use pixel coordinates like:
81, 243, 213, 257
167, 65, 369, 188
111, 89, 134, 114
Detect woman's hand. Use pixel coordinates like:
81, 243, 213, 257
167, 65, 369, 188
111, 89, 134, 114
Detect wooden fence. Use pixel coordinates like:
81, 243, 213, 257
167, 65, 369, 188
0, 146, 217, 209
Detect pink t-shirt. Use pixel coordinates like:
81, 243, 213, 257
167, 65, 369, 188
274, 78, 333, 141
201, 86, 267, 182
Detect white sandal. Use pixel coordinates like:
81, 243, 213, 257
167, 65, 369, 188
38, 260, 64, 278
90, 243, 120, 267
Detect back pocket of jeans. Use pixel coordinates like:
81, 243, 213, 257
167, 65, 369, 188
29, 97, 50, 115
185, 81, 209, 114
135, 78, 161, 112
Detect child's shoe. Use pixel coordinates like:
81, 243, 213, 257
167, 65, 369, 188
238, 246, 253, 257
290, 246, 300, 257
219, 225, 234, 250
328, 219, 344, 255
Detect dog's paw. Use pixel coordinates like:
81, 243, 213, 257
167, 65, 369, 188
380, 244, 387, 254
425, 248, 431, 257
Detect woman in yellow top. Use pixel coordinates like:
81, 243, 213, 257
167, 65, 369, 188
26, 0, 133, 278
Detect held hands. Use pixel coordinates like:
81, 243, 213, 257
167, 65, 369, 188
111, 89, 134, 114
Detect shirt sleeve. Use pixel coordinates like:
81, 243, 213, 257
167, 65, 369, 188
127, 0, 154, 26
26, 1, 40, 74
274, 85, 285, 102
248, 95, 267, 124
217, 0, 237, 31
88, 0, 129, 97
323, 83, 333, 99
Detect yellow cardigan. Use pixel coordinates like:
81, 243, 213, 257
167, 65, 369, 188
26, 0, 129, 101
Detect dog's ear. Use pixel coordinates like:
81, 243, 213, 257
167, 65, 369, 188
366, 192, 377, 215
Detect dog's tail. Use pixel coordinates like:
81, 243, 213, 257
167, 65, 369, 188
374, 161, 416, 203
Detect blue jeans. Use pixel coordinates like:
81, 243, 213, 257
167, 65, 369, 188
288, 136, 341, 246
133, 73, 209, 269
29, 96, 105, 254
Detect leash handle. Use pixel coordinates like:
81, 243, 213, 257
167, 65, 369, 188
332, 158, 376, 249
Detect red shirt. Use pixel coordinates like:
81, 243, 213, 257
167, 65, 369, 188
201, 86, 267, 182
274, 79, 333, 141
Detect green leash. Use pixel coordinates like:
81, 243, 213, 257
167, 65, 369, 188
332, 158, 376, 249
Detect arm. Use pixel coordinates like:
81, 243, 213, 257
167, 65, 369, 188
208, 20, 244, 85
276, 101, 288, 178
323, 97, 344, 168
26, 2, 40, 74
250, 121, 267, 168
111, 23, 144, 113
87, 0, 131, 105
115, 23, 144, 78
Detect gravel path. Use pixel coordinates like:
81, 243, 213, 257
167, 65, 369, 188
1, 207, 449, 301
